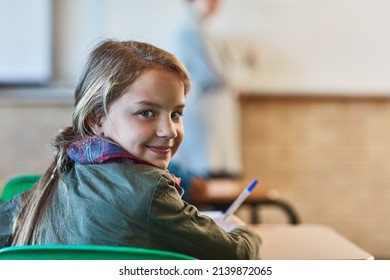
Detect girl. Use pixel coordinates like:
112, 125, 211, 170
1, 39, 260, 259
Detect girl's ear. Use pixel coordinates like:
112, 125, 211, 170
86, 114, 104, 135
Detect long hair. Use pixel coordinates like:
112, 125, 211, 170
11, 39, 190, 245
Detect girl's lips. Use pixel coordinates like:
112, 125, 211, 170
148, 146, 172, 154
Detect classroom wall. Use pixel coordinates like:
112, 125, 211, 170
0, 104, 73, 179
240, 95, 390, 260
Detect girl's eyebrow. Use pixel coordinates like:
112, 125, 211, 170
135, 100, 185, 109
134, 101, 159, 107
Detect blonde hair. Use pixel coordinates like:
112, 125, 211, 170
12, 39, 190, 245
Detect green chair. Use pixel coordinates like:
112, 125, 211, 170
0, 174, 41, 202
0, 244, 196, 260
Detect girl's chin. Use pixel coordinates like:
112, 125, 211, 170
149, 160, 170, 170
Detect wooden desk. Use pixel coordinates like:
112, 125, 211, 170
204, 179, 279, 202
199, 179, 300, 224
250, 224, 374, 260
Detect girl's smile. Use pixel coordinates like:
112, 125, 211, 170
147, 145, 173, 154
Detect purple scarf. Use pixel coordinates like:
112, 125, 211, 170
67, 136, 183, 196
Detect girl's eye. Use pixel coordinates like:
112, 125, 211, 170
139, 110, 154, 118
171, 111, 183, 119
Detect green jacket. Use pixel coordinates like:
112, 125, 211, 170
2, 163, 261, 259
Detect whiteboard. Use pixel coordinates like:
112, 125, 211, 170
0, 0, 52, 84
208, 0, 390, 94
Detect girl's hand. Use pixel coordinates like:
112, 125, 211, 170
212, 213, 247, 232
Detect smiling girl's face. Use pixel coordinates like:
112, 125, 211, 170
94, 68, 185, 169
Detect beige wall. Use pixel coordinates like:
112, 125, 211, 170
0, 103, 72, 181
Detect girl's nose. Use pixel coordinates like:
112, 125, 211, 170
157, 118, 177, 139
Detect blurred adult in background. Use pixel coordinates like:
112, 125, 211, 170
168, 0, 244, 179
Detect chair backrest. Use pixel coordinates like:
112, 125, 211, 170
0, 244, 196, 260
0, 174, 41, 202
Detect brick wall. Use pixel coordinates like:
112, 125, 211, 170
240, 95, 390, 259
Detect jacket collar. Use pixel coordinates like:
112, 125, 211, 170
67, 136, 183, 196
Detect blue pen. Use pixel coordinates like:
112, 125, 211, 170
223, 179, 259, 220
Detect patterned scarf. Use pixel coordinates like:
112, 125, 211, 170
67, 136, 183, 196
